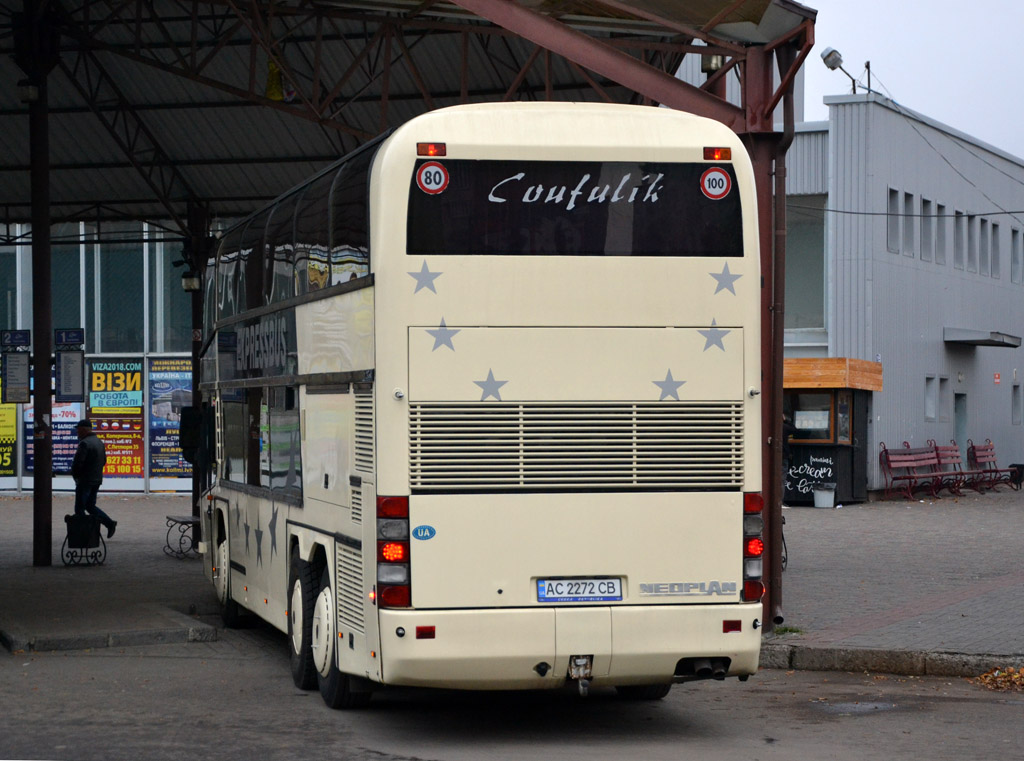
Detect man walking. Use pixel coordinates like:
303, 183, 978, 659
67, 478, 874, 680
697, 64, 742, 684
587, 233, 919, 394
72, 419, 117, 538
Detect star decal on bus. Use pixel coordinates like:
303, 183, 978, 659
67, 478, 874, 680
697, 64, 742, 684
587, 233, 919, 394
243, 514, 251, 554
427, 318, 460, 351
474, 369, 508, 401
269, 506, 279, 559
254, 515, 264, 566
699, 319, 730, 351
653, 369, 686, 400
233, 504, 241, 530
408, 260, 442, 293
710, 262, 741, 294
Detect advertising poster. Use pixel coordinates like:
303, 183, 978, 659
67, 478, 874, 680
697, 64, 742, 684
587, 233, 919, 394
87, 359, 145, 478
149, 358, 193, 479
21, 374, 84, 474
0, 378, 16, 477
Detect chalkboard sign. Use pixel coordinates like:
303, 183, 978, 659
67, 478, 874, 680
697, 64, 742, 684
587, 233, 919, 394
784, 450, 836, 504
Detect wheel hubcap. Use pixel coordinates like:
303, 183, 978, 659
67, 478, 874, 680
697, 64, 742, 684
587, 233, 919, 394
289, 578, 304, 654
311, 584, 334, 677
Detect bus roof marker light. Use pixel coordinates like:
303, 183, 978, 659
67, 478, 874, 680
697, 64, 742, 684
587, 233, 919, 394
417, 142, 446, 157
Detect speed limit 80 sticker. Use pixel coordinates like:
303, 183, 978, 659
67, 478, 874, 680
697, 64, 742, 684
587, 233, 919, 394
416, 161, 450, 195
700, 166, 732, 200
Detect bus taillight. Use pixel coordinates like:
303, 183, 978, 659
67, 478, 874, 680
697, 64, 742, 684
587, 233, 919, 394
741, 492, 765, 602
704, 146, 732, 160
377, 496, 411, 608
417, 142, 446, 157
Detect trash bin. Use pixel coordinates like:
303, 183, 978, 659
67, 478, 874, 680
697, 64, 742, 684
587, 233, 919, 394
1009, 464, 1024, 487
812, 483, 837, 508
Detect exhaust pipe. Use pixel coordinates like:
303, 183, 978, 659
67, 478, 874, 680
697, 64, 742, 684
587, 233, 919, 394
692, 658, 713, 678
710, 658, 728, 680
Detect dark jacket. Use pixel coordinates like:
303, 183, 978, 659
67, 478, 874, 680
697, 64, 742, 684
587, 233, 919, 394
72, 433, 106, 486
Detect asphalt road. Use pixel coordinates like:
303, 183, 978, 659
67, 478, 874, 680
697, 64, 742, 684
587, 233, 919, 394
2, 619, 1020, 761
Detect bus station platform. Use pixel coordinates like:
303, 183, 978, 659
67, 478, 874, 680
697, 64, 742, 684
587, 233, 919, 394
2, 489, 1024, 677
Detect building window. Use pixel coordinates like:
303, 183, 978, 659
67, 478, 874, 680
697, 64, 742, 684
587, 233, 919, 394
979, 218, 990, 276
954, 212, 965, 270
920, 198, 933, 262
903, 192, 915, 256
784, 195, 825, 329
967, 215, 978, 273
887, 188, 900, 253
0, 241, 15, 332
991, 222, 1001, 279
935, 204, 947, 265
939, 376, 950, 422
925, 375, 937, 421
1012, 228, 1022, 284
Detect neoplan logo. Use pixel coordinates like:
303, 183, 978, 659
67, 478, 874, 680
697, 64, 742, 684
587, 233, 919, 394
639, 581, 737, 597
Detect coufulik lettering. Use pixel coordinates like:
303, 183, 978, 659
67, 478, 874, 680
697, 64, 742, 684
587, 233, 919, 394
488, 172, 664, 211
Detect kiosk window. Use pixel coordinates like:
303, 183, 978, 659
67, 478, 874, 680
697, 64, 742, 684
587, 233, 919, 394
790, 392, 832, 442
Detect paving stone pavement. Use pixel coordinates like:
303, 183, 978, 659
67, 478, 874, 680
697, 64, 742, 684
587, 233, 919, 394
2, 488, 1023, 678
764, 486, 1024, 675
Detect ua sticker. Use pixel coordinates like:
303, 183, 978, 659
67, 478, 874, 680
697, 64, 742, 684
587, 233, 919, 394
412, 525, 437, 540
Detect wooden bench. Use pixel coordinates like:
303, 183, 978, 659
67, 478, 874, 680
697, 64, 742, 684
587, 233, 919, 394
967, 439, 1021, 492
928, 440, 987, 496
879, 442, 941, 500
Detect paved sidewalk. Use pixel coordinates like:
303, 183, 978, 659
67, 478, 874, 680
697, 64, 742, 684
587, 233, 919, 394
0, 493, 218, 652
762, 486, 1024, 676
2, 488, 1023, 678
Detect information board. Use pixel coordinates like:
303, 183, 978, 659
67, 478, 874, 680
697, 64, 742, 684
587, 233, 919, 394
87, 359, 145, 478
148, 357, 193, 479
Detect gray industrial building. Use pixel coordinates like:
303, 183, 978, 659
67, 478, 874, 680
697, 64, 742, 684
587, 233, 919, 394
784, 92, 1024, 498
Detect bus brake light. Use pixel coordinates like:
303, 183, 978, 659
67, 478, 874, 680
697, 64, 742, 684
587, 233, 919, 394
379, 541, 408, 563
744, 537, 764, 557
704, 147, 732, 160
417, 142, 446, 157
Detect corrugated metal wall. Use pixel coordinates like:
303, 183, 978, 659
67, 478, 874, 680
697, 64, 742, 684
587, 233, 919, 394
819, 95, 1024, 491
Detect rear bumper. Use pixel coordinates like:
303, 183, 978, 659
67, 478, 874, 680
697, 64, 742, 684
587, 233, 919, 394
378, 603, 762, 689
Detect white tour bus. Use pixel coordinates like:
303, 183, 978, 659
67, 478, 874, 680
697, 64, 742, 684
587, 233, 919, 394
196, 102, 764, 709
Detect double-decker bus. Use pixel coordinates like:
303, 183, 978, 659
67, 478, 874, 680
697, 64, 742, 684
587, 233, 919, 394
196, 102, 764, 709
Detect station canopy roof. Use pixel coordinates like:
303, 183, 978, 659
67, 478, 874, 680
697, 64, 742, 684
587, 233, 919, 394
0, 0, 815, 241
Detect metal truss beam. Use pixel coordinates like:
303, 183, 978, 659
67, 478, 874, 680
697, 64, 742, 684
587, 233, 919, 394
56, 39, 199, 233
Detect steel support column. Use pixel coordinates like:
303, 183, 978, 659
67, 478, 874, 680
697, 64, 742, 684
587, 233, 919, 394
187, 203, 209, 519
16, 2, 59, 567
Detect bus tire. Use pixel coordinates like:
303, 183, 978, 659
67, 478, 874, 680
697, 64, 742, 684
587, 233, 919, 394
288, 549, 318, 690
313, 566, 371, 709
615, 684, 672, 700
215, 531, 243, 629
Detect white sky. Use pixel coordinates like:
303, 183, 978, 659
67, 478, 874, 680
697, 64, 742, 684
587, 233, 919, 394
801, 0, 1024, 159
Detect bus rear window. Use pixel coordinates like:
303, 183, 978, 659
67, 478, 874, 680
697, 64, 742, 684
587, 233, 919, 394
407, 160, 742, 257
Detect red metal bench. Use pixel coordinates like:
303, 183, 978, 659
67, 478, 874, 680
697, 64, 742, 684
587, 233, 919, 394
967, 439, 1020, 491
928, 440, 987, 496
879, 442, 941, 500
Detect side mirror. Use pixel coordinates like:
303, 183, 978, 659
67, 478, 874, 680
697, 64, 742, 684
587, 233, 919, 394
179, 406, 201, 464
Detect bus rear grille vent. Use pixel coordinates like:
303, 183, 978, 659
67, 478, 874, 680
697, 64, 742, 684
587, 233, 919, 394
354, 392, 374, 474
336, 544, 365, 634
350, 485, 363, 525
410, 402, 744, 491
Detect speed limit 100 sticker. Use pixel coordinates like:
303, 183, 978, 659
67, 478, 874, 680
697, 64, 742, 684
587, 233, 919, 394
700, 167, 732, 200
416, 161, 450, 195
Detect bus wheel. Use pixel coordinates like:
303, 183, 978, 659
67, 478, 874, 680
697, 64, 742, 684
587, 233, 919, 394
288, 549, 318, 690
215, 532, 243, 628
615, 684, 672, 700
313, 566, 371, 709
